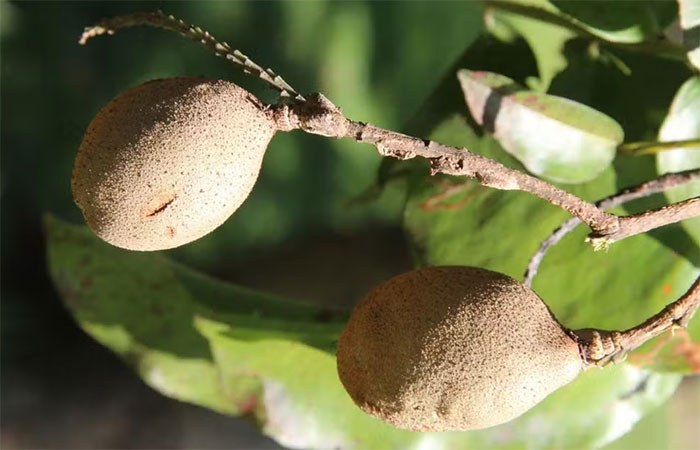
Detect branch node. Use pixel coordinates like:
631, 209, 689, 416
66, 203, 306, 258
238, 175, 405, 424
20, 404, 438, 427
295, 93, 349, 137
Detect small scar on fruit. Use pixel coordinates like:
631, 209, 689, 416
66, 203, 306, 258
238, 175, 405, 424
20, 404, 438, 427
143, 192, 177, 218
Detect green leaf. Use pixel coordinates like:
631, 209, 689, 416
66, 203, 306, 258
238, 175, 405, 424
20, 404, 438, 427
487, 0, 678, 44
458, 69, 623, 183
485, 6, 576, 91
678, 0, 700, 69
44, 216, 354, 445
602, 377, 700, 450
45, 214, 691, 450
657, 76, 700, 245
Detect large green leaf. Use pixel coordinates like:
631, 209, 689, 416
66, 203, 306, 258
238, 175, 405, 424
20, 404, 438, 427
45, 214, 690, 450
657, 76, 700, 245
45, 216, 354, 445
487, 0, 678, 45
458, 69, 622, 183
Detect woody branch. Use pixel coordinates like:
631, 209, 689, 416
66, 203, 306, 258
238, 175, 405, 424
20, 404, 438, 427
80, 11, 700, 248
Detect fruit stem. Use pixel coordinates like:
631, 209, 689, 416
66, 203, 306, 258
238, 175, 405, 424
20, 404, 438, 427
573, 275, 700, 368
618, 138, 700, 156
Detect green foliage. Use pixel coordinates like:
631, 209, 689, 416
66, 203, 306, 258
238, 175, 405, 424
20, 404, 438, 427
484, 6, 575, 91
42, 1, 700, 448
457, 69, 622, 183
487, 0, 678, 44
400, 29, 699, 371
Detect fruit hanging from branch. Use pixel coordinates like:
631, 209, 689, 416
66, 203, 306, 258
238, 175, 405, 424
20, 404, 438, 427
336, 266, 583, 431
337, 265, 700, 431
71, 77, 277, 251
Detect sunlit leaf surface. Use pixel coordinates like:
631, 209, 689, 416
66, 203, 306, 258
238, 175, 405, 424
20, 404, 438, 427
458, 69, 622, 183
657, 76, 700, 245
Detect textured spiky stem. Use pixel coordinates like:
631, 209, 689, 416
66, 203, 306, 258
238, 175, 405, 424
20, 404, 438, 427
79, 11, 304, 101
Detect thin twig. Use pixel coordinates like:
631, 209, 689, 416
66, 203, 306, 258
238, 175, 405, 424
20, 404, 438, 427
618, 138, 700, 155
79, 11, 304, 101
524, 170, 700, 287
574, 275, 700, 368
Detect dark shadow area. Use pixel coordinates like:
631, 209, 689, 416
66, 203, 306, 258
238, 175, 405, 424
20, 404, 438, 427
405, 34, 538, 138
2, 334, 281, 449
682, 24, 700, 52
481, 82, 527, 134
220, 227, 413, 311
551, 0, 677, 35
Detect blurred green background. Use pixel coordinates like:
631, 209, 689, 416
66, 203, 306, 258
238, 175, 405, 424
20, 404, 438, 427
1, 1, 697, 449
1, 1, 479, 447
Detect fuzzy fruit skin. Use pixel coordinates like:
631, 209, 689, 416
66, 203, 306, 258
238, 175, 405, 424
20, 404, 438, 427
72, 77, 276, 251
337, 266, 583, 432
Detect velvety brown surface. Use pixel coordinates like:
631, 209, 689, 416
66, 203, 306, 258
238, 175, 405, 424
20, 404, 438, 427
337, 266, 583, 431
72, 77, 276, 251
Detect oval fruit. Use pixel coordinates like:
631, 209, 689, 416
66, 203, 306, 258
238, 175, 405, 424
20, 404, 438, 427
72, 77, 277, 251
337, 266, 583, 431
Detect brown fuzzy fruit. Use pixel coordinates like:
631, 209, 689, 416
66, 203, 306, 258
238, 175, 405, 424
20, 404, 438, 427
72, 77, 277, 251
336, 266, 583, 431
